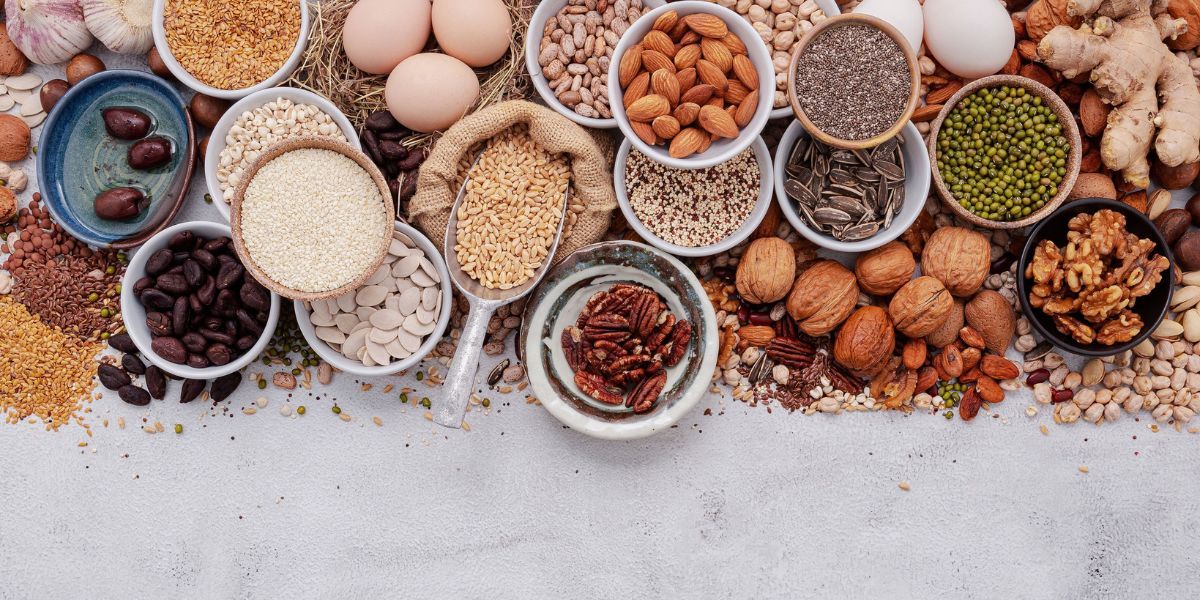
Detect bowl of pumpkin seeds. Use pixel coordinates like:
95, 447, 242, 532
773, 119, 929, 253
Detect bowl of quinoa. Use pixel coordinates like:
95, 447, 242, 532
614, 136, 773, 257
230, 137, 393, 301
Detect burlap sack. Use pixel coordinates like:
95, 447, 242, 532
410, 100, 617, 262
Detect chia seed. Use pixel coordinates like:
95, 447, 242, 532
625, 149, 759, 248
793, 23, 910, 141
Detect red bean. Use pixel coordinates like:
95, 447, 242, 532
1026, 368, 1050, 386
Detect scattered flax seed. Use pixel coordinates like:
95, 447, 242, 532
461, 421, 471, 432
1189, 427, 1199, 434
143, 426, 156, 434
372, 416, 382, 426
361, 383, 373, 392
117, 417, 125, 429
154, 422, 164, 433
1040, 425, 1049, 436
498, 385, 512, 394
1078, 465, 1090, 474
517, 381, 528, 391
898, 481, 911, 491
423, 411, 433, 421
339, 413, 351, 422
382, 384, 393, 393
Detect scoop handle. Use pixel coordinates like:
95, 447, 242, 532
434, 299, 494, 428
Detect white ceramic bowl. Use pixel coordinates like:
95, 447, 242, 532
526, 0, 666, 129
615, 136, 773, 257
120, 220, 281, 379
151, 0, 311, 99
773, 119, 930, 253
205, 87, 361, 221
293, 220, 452, 377
608, 1, 775, 169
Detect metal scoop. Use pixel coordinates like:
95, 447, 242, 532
434, 173, 570, 428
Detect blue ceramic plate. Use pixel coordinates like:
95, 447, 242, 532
37, 70, 195, 249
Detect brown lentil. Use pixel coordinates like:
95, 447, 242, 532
163, 0, 302, 90
625, 148, 758, 248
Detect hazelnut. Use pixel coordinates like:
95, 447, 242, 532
964, 290, 1016, 355
925, 300, 964, 348
66, 53, 106, 86
0, 28, 28, 76
1151, 158, 1199, 190
920, 227, 990, 297
1186, 192, 1200, 227
834, 306, 895, 377
786, 259, 858, 336
189, 93, 230, 130
1175, 230, 1200, 272
0, 114, 31, 162
889, 276, 953, 337
147, 47, 174, 81
854, 241, 915, 296
39, 79, 69, 113
1154, 208, 1191, 246
735, 237, 795, 304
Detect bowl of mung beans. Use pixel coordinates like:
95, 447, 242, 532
151, 0, 311, 99
928, 74, 1082, 230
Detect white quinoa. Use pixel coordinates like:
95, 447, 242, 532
240, 148, 385, 293
625, 148, 759, 247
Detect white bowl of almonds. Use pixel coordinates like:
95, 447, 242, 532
294, 221, 451, 377
205, 87, 360, 222
526, 0, 666, 128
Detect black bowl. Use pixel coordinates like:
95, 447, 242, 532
1016, 198, 1174, 357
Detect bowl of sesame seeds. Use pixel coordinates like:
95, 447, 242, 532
614, 136, 773, 257
152, 0, 311, 99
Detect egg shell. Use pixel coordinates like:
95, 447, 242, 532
385, 53, 480, 133
431, 0, 512, 68
854, 0, 923, 53
343, 0, 433, 75
922, 0, 1014, 79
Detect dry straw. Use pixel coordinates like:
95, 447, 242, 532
286, 0, 536, 148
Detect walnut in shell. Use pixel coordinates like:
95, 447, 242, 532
786, 259, 858, 336
854, 241, 915, 296
925, 299, 964, 348
834, 306, 895, 377
920, 227, 990, 297
888, 276, 954, 338
736, 237, 796, 304
964, 290, 1015, 355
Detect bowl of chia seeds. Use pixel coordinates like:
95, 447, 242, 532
786, 13, 919, 150
928, 74, 1082, 230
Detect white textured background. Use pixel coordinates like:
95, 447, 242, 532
3, 50, 1199, 600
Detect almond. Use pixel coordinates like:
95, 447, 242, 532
650, 69, 681, 105
669, 127, 707, 158
684, 13, 728, 38
980, 355, 1019, 380
1079, 88, 1109, 138
676, 67, 697, 90
910, 104, 942, 122
674, 102, 700, 126
1019, 63, 1055, 88
679, 30, 700, 45
626, 94, 669, 122
700, 37, 733, 72
619, 45, 642, 88
725, 79, 748, 105
902, 339, 926, 370
705, 96, 724, 109
975, 376, 1004, 404
697, 132, 713, 153
915, 365, 937, 393
641, 49, 675, 74
631, 120, 658, 146
925, 81, 962, 106
643, 30, 676, 59
731, 54, 757, 91
674, 44, 701, 70
961, 347, 981, 372
959, 326, 985, 349
958, 388, 981, 420
680, 83, 715, 105
695, 59, 728, 94
738, 325, 776, 347
652, 115, 681, 139
1001, 49, 1020, 75
623, 72, 650, 108
652, 10, 679, 32
1017, 39, 1039, 61
958, 366, 981, 384
734, 89, 757, 127
669, 17, 689, 40
698, 104, 738, 138
721, 32, 747, 55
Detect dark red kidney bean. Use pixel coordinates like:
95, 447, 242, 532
186, 354, 210, 369
196, 277, 216, 305
192, 248, 215, 271
102, 107, 151, 140
748, 312, 773, 326
222, 319, 238, 337
145, 365, 166, 399
183, 260, 204, 287
199, 316, 223, 331
202, 237, 230, 253
181, 332, 208, 353
215, 261, 243, 289
398, 174, 417, 201
200, 328, 233, 345
236, 308, 262, 337
214, 289, 235, 314
107, 332, 138, 354
97, 363, 131, 390
235, 335, 255, 352
1026, 368, 1050, 386
388, 178, 400, 200
397, 149, 425, 170
239, 280, 269, 312
209, 372, 241, 401
151, 336, 187, 363
118, 385, 151, 406
168, 230, 195, 251
169, 255, 189, 268
365, 110, 399, 131
94, 187, 146, 220
146, 311, 172, 337
188, 293, 202, 313
1051, 389, 1074, 403
361, 129, 382, 164
128, 136, 173, 170
133, 276, 154, 295
179, 379, 205, 403
172, 296, 190, 335
205, 344, 232, 366
156, 272, 190, 295
379, 129, 408, 140
379, 140, 407, 160
121, 353, 146, 375
145, 248, 174, 275
141, 288, 174, 310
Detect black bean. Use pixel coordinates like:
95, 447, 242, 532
117, 384, 151, 406
196, 276, 216, 305
181, 332, 208, 353
145, 248, 174, 275
151, 336, 187, 363
206, 343, 233, 366
172, 296, 190, 336
179, 378, 205, 403
192, 248, 215, 271
186, 353, 210, 369
107, 332, 138, 354
146, 311, 172, 337
239, 280, 270, 312
209, 372, 242, 401
188, 292, 203, 313
235, 335, 256, 352
168, 230, 195, 251
214, 289, 236, 315
183, 259, 204, 287
236, 308, 263, 338
200, 328, 234, 345
145, 365, 166, 399
97, 363, 131, 390
121, 353, 146, 375
156, 272, 190, 295
215, 261, 243, 289
133, 276, 154, 295
202, 237, 230, 253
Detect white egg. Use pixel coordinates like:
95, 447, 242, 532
923, 0, 1014, 79
854, 0, 923, 53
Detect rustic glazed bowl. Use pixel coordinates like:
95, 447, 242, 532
786, 12, 919, 150
518, 241, 719, 440
1017, 199, 1173, 357
928, 74, 1082, 230
229, 137, 393, 302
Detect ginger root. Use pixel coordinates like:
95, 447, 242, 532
1037, 0, 1200, 187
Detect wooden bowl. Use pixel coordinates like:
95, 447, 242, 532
229, 137, 393, 302
786, 13, 919, 150
927, 74, 1082, 230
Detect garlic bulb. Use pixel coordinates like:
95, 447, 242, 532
83, 0, 153, 55
4, 0, 95, 65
